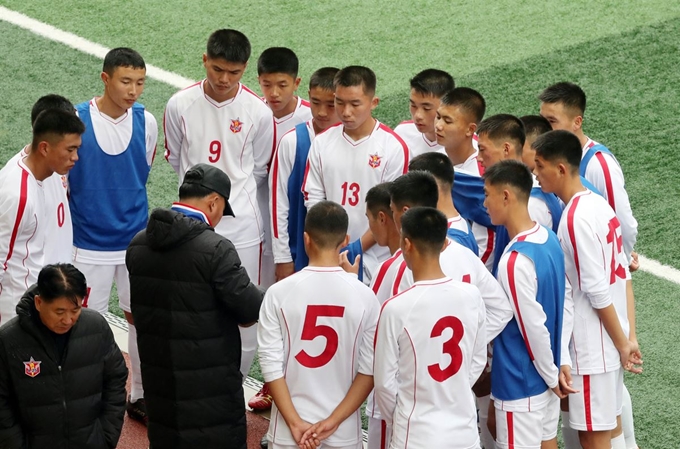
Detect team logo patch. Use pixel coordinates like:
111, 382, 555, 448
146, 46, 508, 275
23, 357, 41, 378
368, 153, 382, 168
61, 175, 68, 189
230, 118, 243, 133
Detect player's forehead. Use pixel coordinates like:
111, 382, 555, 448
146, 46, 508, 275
110, 65, 146, 80
539, 101, 573, 119
437, 103, 465, 120
258, 72, 296, 84
409, 89, 439, 105
205, 56, 246, 71
309, 86, 335, 101
334, 83, 371, 101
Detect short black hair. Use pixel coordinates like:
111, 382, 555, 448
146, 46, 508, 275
390, 171, 438, 209
401, 207, 448, 256
366, 182, 393, 217
483, 159, 533, 202
440, 87, 486, 124
257, 47, 299, 77
178, 182, 215, 201
409, 69, 455, 98
520, 115, 552, 138
477, 114, 526, 156
309, 67, 340, 91
31, 95, 75, 126
102, 48, 146, 76
37, 263, 87, 307
408, 152, 454, 187
32, 109, 85, 149
305, 201, 348, 249
206, 29, 251, 64
539, 82, 587, 116
334, 66, 376, 96
533, 130, 582, 171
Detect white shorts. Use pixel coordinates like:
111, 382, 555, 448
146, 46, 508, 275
269, 442, 362, 449
495, 394, 559, 449
616, 368, 624, 416
367, 417, 392, 449
72, 262, 130, 314
235, 242, 263, 286
569, 370, 619, 431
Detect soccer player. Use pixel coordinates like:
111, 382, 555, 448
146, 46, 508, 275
519, 115, 552, 172
393, 69, 454, 158
533, 130, 640, 449
538, 82, 637, 267
164, 29, 274, 382
69, 47, 157, 423
0, 109, 83, 325
257, 47, 312, 289
258, 201, 379, 449
408, 152, 478, 253
373, 206, 487, 449
270, 67, 340, 281
4, 95, 78, 265
483, 159, 570, 449
302, 66, 409, 283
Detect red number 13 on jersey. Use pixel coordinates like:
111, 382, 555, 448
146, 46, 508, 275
428, 315, 464, 382
341, 182, 360, 206
295, 305, 346, 369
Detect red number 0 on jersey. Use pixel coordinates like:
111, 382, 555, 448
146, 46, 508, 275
208, 140, 221, 163
428, 315, 464, 382
341, 182, 360, 206
295, 305, 346, 369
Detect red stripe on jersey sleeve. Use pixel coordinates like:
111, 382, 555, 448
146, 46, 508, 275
300, 98, 310, 107
378, 123, 409, 173
162, 109, 170, 162
4, 170, 29, 271
372, 251, 401, 294
595, 152, 616, 211
507, 251, 535, 361
393, 261, 408, 296
301, 159, 312, 201
566, 196, 583, 289
480, 228, 495, 264
271, 145, 281, 238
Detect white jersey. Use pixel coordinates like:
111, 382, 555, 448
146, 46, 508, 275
529, 176, 553, 230
302, 121, 410, 279
374, 277, 486, 449
164, 81, 274, 248
0, 157, 46, 324
448, 215, 472, 234
73, 98, 157, 265
393, 120, 444, 158
257, 266, 379, 447
400, 238, 512, 343
494, 224, 560, 411
7, 147, 72, 264
270, 121, 316, 264
273, 96, 312, 147
582, 138, 638, 263
558, 190, 630, 375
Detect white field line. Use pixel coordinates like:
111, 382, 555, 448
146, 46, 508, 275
3, 6, 680, 288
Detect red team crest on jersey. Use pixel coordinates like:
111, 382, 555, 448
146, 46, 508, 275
368, 153, 382, 168
230, 118, 243, 133
61, 175, 68, 189
23, 357, 41, 377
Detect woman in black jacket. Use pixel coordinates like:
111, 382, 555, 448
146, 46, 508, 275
0, 263, 128, 449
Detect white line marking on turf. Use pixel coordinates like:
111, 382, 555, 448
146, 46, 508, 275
0, 6, 195, 89
3, 6, 680, 290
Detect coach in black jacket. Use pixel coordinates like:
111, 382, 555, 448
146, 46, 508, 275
126, 164, 263, 449
0, 264, 128, 449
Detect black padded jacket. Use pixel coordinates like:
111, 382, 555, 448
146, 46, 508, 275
0, 287, 128, 449
126, 207, 263, 449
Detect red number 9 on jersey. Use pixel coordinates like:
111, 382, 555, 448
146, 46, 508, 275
208, 140, 221, 163
295, 305, 345, 369
427, 315, 464, 382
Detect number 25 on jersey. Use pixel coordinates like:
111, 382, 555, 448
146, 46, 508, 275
295, 305, 346, 369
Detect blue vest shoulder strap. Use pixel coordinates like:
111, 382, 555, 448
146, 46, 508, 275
288, 123, 313, 271
580, 143, 613, 178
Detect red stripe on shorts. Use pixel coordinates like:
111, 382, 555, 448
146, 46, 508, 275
584, 375, 593, 431
507, 411, 514, 448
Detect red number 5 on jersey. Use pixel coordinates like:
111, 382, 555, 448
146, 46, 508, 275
428, 315, 464, 382
295, 305, 346, 369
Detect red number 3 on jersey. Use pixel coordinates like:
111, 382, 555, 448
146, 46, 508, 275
295, 305, 346, 369
428, 315, 464, 382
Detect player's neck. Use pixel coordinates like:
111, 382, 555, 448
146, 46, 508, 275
410, 255, 446, 283
577, 131, 589, 148
344, 117, 376, 141
96, 95, 127, 120
438, 190, 459, 218
387, 231, 401, 255
23, 153, 51, 181
272, 96, 298, 119
307, 250, 342, 268
504, 209, 535, 241
203, 80, 239, 103
445, 141, 475, 166
557, 177, 588, 205
423, 130, 437, 143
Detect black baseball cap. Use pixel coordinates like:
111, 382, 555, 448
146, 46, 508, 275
182, 164, 235, 216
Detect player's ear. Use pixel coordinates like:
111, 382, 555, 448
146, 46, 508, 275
37, 140, 50, 157
574, 115, 583, 131
293, 77, 302, 90
503, 188, 511, 203
467, 121, 478, 137
342, 234, 350, 248
100, 71, 109, 84
302, 231, 311, 250
371, 96, 380, 110
503, 142, 511, 158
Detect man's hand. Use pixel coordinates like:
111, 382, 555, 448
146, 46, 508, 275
558, 365, 579, 396
288, 420, 315, 449
299, 417, 341, 448
339, 250, 360, 275
624, 339, 643, 374
275, 262, 295, 282
629, 251, 640, 272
